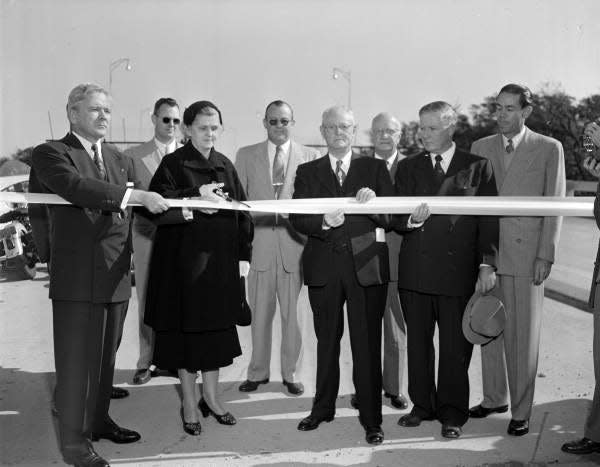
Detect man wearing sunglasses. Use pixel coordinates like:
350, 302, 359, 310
124, 97, 183, 385
235, 100, 319, 396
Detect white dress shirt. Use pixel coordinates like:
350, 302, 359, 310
267, 139, 291, 182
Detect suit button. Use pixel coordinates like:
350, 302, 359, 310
516, 239, 522, 243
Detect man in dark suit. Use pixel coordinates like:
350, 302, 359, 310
290, 106, 394, 445
395, 101, 498, 439
124, 97, 182, 385
32, 83, 169, 467
562, 122, 600, 455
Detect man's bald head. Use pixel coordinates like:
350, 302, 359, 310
371, 112, 401, 158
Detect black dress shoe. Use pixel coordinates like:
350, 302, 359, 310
91, 419, 141, 444
110, 386, 129, 399
180, 408, 202, 436
350, 394, 359, 409
398, 412, 435, 427
282, 380, 304, 396
132, 369, 152, 385
198, 399, 236, 425
507, 419, 529, 436
365, 425, 384, 445
469, 403, 509, 418
297, 414, 334, 431
561, 437, 600, 454
238, 378, 269, 392
441, 424, 462, 439
62, 441, 109, 467
384, 392, 409, 410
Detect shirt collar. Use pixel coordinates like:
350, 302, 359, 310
501, 126, 526, 150
72, 131, 102, 159
154, 137, 177, 155
267, 139, 291, 158
430, 142, 456, 162
375, 150, 398, 168
328, 150, 352, 173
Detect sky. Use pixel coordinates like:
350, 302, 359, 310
1, 0, 600, 158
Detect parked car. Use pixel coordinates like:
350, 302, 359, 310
0, 174, 39, 279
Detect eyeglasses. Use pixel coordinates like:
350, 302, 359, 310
162, 117, 181, 124
374, 128, 400, 136
267, 118, 292, 127
323, 124, 354, 133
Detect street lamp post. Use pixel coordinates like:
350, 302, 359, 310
332, 67, 352, 109
108, 58, 133, 140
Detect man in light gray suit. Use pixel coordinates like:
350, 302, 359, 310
235, 100, 320, 395
469, 84, 565, 436
124, 97, 182, 385
350, 112, 408, 410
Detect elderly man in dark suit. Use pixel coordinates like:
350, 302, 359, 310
32, 83, 169, 467
124, 97, 183, 385
290, 106, 395, 445
395, 101, 498, 439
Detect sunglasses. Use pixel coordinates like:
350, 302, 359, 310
162, 117, 181, 124
267, 118, 292, 127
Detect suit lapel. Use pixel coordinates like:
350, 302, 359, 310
316, 155, 339, 196
102, 144, 127, 184
280, 141, 301, 199
141, 140, 162, 176
501, 127, 537, 194
63, 134, 100, 179
255, 141, 272, 196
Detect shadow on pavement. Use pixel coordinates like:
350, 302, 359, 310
2, 366, 599, 466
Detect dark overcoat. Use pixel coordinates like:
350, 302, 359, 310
144, 143, 253, 332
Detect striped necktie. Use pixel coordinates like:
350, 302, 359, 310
335, 159, 346, 186
91, 143, 107, 180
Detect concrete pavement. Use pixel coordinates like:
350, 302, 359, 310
1, 217, 599, 466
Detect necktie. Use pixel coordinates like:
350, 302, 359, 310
433, 154, 445, 183
91, 143, 107, 180
272, 145, 285, 198
506, 138, 514, 154
335, 159, 346, 186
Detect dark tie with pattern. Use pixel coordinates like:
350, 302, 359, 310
91, 143, 107, 180
272, 145, 285, 198
433, 154, 445, 183
335, 159, 346, 186
506, 138, 514, 154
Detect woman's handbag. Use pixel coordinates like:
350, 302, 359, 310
237, 276, 252, 326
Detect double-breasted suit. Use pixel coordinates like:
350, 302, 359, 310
235, 140, 319, 383
471, 126, 565, 421
290, 154, 394, 427
31, 132, 135, 447
124, 139, 182, 370
395, 148, 498, 427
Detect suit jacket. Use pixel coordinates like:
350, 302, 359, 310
235, 140, 320, 272
372, 152, 405, 282
590, 185, 600, 308
290, 154, 394, 287
395, 149, 499, 297
471, 126, 566, 276
27, 166, 51, 262
124, 139, 182, 237
31, 133, 135, 303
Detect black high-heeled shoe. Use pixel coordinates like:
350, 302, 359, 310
180, 408, 202, 435
198, 398, 237, 425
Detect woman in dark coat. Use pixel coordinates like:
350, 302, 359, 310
144, 101, 253, 435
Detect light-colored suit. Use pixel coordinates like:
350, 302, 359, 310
374, 153, 407, 397
235, 140, 319, 382
124, 139, 181, 370
471, 126, 565, 420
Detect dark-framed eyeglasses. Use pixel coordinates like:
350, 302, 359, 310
162, 117, 181, 125
268, 118, 292, 127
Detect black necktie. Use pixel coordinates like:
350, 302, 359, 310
272, 145, 285, 198
433, 154, 445, 183
91, 143, 107, 180
506, 138, 514, 154
335, 160, 346, 186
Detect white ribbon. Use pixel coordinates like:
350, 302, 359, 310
0, 191, 594, 216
